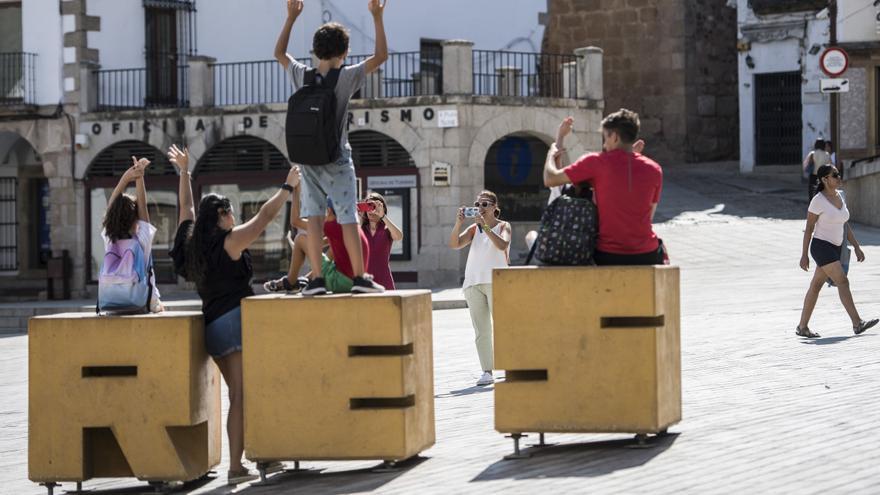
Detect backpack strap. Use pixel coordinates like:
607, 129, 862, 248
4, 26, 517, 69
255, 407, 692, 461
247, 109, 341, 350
304, 67, 342, 90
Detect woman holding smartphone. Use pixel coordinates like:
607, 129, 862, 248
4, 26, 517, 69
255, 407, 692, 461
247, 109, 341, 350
448, 190, 510, 386
360, 193, 403, 290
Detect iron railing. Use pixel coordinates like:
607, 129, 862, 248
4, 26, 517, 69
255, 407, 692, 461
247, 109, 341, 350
348, 51, 440, 99
0, 52, 37, 106
473, 50, 579, 99
93, 66, 189, 111
212, 57, 311, 106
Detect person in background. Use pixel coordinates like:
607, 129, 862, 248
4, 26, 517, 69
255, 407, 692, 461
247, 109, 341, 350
360, 192, 403, 290
167, 145, 298, 485
796, 164, 877, 338
101, 157, 163, 313
803, 138, 831, 201
449, 190, 510, 386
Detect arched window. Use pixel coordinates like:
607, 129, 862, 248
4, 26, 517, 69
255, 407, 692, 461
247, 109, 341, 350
85, 141, 179, 283
484, 134, 550, 222
194, 136, 289, 175
350, 130, 415, 168
0, 132, 46, 275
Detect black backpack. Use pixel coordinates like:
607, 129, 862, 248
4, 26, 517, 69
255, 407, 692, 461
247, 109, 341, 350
286, 68, 342, 165
526, 184, 598, 266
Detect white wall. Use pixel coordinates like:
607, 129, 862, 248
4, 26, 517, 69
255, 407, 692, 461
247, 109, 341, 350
736, 1, 830, 172
88, 0, 145, 69
85, 0, 545, 66
838, 0, 880, 44
22, 0, 62, 104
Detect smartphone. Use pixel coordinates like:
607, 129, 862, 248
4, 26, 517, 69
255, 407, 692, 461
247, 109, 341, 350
463, 207, 479, 218
357, 202, 375, 212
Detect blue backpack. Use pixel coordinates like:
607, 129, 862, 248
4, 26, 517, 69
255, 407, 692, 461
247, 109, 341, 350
97, 238, 153, 314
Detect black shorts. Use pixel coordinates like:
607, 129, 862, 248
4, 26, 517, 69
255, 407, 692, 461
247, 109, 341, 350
594, 240, 667, 266
810, 238, 842, 267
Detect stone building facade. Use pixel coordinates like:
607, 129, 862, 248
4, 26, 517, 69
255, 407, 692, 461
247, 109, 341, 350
540, 0, 739, 164
0, 0, 605, 299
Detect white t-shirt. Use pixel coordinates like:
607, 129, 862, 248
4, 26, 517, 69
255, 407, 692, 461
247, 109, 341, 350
463, 223, 510, 289
102, 220, 162, 311
808, 191, 849, 246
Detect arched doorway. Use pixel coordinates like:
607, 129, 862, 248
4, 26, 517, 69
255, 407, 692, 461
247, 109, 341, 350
350, 130, 417, 263
484, 133, 550, 222
0, 132, 46, 287
194, 136, 290, 281
85, 140, 178, 283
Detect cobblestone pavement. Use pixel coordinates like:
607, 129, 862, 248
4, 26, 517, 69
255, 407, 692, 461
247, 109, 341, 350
3, 164, 880, 494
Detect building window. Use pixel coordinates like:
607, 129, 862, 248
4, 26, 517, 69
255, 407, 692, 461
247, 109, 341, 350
484, 134, 550, 222
144, 0, 196, 107
350, 131, 415, 168
0, 177, 18, 271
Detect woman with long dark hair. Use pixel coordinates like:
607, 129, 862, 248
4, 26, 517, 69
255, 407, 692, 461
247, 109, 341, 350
360, 192, 403, 290
797, 164, 877, 338
167, 145, 300, 484
448, 190, 510, 386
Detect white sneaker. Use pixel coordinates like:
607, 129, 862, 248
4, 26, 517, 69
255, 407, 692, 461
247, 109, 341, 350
476, 371, 495, 386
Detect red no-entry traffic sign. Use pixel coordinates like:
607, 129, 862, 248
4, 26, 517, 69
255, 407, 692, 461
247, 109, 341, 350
820, 47, 849, 77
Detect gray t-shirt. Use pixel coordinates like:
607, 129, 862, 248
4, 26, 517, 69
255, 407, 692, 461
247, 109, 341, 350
286, 54, 366, 162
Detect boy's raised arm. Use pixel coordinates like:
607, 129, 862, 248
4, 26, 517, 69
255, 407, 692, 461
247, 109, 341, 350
364, 0, 388, 74
275, 0, 304, 68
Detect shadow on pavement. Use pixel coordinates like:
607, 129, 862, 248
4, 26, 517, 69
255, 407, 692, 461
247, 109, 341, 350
436, 385, 494, 398
204, 456, 428, 495
801, 334, 876, 345
471, 433, 679, 482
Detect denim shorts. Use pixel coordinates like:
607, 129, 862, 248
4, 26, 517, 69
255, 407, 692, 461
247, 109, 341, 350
205, 306, 242, 358
300, 156, 358, 225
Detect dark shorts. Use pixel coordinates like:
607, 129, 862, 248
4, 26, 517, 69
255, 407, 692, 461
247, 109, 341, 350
594, 240, 667, 266
205, 305, 242, 358
810, 238, 842, 267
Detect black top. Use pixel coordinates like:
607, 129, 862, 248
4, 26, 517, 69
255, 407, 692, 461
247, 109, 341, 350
170, 220, 254, 325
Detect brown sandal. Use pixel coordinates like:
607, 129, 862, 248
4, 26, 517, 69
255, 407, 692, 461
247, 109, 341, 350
796, 326, 820, 338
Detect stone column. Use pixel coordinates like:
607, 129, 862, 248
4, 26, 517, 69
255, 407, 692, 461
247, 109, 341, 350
77, 61, 99, 113
187, 55, 216, 108
497, 67, 521, 97
575, 46, 603, 101
441, 40, 473, 95
562, 61, 576, 99
364, 68, 383, 98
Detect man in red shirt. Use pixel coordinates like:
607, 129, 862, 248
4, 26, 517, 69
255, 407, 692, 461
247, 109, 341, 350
543, 108, 666, 265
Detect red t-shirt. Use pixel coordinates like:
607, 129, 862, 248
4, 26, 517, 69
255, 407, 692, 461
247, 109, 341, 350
563, 149, 662, 254
323, 219, 369, 279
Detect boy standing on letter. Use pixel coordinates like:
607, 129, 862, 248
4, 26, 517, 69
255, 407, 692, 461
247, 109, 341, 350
274, 0, 389, 295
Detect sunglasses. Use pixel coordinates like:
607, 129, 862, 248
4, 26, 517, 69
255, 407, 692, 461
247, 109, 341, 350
474, 201, 496, 208
827, 172, 840, 179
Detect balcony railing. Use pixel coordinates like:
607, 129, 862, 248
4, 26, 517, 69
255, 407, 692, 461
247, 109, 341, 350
85, 45, 593, 112
211, 57, 312, 106
93, 66, 189, 111
0, 52, 37, 106
473, 50, 579, 99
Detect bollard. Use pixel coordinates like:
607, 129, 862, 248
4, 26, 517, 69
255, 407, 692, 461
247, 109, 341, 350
28, 312, 221, 488
493, 266, 681, 454
241, 290, 435, 465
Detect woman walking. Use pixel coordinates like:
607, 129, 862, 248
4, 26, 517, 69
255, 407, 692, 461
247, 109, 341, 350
167, 145, 300, 484
797, 165, 877, 338
449, 191, 510, 386
361, 192, 403, 290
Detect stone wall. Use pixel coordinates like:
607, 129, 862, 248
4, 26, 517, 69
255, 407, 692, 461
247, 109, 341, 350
541, 0, 738, 163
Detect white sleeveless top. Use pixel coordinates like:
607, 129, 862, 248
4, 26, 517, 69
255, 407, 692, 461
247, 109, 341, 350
463, 223, 510, 289
810, 150, 831, 174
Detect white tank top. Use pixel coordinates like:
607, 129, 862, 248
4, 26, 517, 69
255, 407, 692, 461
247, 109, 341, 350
463, 223, 510, 289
